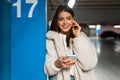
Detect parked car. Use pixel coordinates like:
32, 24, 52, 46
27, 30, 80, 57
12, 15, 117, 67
99, 31, 120, 39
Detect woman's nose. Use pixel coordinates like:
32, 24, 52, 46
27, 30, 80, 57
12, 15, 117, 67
63, 19, 67, 24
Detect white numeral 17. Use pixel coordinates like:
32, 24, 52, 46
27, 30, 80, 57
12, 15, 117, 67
13, 0, 38, 18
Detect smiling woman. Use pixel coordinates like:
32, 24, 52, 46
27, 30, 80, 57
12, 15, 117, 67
57, 11, 74, 34
44, 4, 98, 80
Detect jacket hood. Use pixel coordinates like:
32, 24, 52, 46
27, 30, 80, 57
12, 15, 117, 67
46, 30, 59, 40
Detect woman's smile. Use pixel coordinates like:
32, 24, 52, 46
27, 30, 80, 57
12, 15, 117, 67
62, 25, 70, 29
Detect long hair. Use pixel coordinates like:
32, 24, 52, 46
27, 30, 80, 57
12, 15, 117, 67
50, 4, 75, 47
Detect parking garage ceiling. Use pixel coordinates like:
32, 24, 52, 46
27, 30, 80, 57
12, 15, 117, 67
48, 0, 120, 9
47, 0, 120, 24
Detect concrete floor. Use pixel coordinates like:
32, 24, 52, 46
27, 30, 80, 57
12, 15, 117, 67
91, 38, 120, 80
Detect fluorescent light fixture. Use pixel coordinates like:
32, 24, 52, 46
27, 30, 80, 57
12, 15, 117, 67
88, 25, 96, 28
96, 24, 101, 29
114, 25, 120, 28
68, 0, 76, 8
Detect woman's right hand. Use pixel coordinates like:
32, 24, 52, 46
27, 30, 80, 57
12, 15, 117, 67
54, 56, 76, 69
72, 21, 82, 37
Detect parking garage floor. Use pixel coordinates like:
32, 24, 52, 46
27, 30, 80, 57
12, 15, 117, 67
91, 38, 120, 80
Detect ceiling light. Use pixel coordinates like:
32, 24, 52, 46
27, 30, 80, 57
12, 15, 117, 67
68, 0, 76, 8
88, 25, 96, 28
114, 25, 120, 28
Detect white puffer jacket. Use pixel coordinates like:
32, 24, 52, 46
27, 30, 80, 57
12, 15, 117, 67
44, 30, 98, 80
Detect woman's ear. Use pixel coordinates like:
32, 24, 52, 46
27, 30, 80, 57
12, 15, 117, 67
73, 17, 77, 23
73, 18, 75, 24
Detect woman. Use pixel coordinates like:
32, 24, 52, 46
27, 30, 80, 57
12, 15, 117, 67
44, 4, 98, 80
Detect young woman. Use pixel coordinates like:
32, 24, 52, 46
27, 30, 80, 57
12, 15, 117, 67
44, 5, 98, 80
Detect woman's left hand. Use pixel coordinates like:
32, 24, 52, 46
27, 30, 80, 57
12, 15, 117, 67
72, 21, 81, 37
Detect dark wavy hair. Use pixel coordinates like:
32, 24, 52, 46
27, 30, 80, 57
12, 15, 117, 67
50, 4, 75, 47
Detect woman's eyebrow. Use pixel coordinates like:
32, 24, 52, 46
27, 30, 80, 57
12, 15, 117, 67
58, 16, 72, 18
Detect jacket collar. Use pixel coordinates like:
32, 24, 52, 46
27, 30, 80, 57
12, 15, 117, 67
46, 30, 66, 39
46, 30, 67, 56
46, 30, 59, 40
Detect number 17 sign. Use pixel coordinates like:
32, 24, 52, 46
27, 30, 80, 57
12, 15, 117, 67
12, 0, 38, 18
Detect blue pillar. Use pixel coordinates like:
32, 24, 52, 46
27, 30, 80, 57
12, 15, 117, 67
0, 0, 11, 80
11, 0, 46, 80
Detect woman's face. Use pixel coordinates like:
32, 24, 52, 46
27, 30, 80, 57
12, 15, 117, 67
57, 11, 74, 34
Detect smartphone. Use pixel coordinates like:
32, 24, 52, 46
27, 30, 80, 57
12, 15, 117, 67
66, 54, 77, 60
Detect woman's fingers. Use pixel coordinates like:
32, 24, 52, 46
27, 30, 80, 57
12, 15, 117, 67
61, 58, 76, 68
72, 21, 81, 37
55, 56, 76, 69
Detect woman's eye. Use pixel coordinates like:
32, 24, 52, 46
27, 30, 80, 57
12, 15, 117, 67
58, 18, 63, 21
58, 17, 72, 21
67, 17, 72, 20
